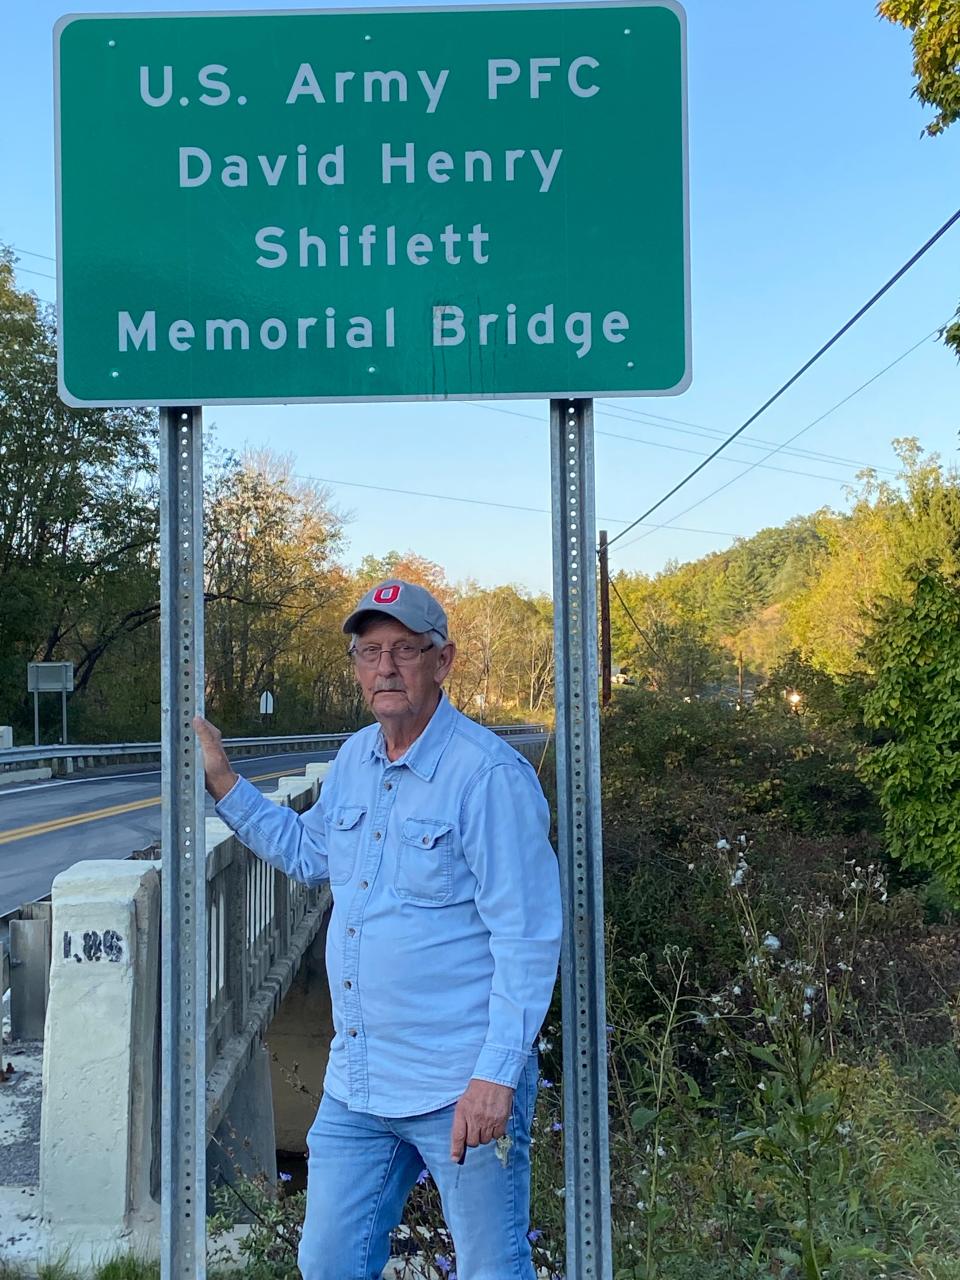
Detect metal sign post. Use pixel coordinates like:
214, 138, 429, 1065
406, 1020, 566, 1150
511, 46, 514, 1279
159, 406, 207, 1280
551, 398, 612, 1280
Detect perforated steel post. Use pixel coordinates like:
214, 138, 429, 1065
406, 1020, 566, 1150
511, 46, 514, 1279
550, 398, 613, 1280
159, 406, 207, 1279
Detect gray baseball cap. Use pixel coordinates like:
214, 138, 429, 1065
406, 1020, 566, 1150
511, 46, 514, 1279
342, 579, 449, 640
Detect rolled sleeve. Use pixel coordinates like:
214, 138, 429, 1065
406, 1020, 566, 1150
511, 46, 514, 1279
215, 774, 329, 887
459, 761, 562, 1089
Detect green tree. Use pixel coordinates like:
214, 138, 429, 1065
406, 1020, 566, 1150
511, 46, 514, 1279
879, 0, 960, 354
0, 248, 160, 740
879, 0, 960, 136
709, 552, 764, 633
861, 567, 960, 894
787, 440, 960, 675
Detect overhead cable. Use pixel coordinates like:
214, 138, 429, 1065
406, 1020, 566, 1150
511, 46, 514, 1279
294, 471, 735, 537
610, 321, 948, 556
606, 204, 960, 549
470, 401, 869, 484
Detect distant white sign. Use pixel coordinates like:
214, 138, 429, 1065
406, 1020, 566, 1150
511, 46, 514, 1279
27, 662, 74, 693
259, 691, 275, 715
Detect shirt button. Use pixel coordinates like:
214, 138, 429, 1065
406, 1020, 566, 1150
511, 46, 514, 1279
384, 782, 392, 791
343, 979, 352, 989
348, 1027, 358, 1037
374, 831, 382, 841
422, 836, 429, 845
359, 880, 368, 889
347, 927, 356, 937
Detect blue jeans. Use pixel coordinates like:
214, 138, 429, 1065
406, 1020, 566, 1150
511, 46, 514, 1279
297, 1054, 539, 1280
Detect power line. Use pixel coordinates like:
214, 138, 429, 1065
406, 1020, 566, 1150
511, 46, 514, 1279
606, 204, 960, 549
9, 245, 56, 263
592, 422, 851, 485
610, 321, 948, 556
11, 265, 56, 282
469, 401, 864, 486
294, 471, 735, 537
594, 402, 899, 476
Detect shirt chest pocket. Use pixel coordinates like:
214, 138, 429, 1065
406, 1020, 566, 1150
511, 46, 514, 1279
395, 818, 455, 905
327, 805, 366, 885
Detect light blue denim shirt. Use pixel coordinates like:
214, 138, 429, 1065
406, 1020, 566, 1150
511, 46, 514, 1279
215, 692, 562, 1117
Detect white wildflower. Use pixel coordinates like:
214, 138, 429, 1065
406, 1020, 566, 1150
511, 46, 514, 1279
762, 933, 781, 952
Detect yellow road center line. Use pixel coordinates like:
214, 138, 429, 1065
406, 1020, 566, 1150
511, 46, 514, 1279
0, 768, 300, 846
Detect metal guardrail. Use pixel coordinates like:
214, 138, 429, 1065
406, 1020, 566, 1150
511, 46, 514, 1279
0, 724, 547, 772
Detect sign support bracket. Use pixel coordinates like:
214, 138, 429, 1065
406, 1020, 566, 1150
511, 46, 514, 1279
550, 397, 613, 1280
159, 406, 207, 1280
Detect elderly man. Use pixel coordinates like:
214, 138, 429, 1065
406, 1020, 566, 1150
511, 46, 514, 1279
194, 579, 562, 1280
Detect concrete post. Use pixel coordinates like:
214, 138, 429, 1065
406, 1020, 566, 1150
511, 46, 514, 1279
40, 860, 161, 1254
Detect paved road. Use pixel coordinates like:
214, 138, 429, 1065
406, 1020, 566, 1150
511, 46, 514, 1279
0, 749, 336, 918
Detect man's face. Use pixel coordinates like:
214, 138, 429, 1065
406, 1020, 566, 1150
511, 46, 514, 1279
352, 617, 454, 725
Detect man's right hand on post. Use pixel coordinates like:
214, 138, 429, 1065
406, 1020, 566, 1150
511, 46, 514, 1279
193, 715, 239, 801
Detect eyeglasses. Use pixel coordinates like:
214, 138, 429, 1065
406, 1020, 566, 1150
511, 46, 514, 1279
350, 642, 434, 668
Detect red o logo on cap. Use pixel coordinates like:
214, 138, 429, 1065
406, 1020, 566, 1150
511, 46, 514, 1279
373, 585, 401, 605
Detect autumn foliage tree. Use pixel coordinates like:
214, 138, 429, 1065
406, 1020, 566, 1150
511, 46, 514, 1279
879, 0, 960, 354
0, 248, 160, 738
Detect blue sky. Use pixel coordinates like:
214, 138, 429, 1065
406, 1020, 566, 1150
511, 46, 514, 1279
4, 0, 959, 593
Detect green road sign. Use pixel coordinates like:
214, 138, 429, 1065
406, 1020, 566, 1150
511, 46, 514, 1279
55, 3, 689, 406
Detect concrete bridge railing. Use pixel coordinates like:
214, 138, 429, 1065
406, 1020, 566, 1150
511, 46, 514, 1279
39, 765, 332, 1257
205, 764, 333, 1135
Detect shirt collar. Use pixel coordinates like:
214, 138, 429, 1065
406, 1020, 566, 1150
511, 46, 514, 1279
367, 690, 456, 781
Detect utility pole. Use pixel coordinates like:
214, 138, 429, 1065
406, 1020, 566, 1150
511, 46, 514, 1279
738, 650, 744, 709
599, 530, 612, 707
